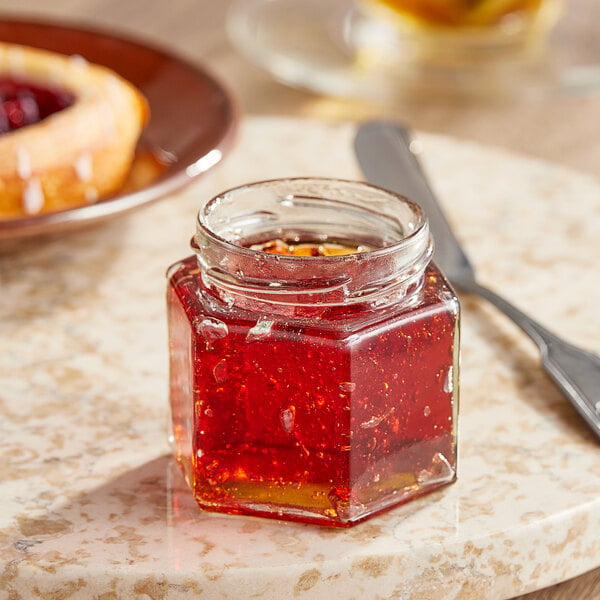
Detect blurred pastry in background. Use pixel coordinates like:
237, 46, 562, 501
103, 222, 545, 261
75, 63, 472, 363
0, 42, 148, 219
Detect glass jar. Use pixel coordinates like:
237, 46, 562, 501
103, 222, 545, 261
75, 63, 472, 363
166, 177, 459, 527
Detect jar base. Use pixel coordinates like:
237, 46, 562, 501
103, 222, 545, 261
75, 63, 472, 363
188, 464, 457, 527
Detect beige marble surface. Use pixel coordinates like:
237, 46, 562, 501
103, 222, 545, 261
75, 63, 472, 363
1, 116, 600, 598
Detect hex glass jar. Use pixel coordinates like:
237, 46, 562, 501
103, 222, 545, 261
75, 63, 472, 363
167, 178, 459, 527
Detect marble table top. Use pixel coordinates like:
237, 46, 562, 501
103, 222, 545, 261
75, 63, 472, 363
1, 116, 600, 599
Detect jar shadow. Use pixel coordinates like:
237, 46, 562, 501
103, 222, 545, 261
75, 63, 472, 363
3, 452, 445, 594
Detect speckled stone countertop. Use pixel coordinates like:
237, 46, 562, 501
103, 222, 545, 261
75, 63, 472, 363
1, 117, 600, 599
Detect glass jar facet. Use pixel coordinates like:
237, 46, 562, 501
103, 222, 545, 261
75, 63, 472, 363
167, 178, 459, 527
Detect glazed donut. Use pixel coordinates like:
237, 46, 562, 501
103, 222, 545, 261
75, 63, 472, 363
0, 42, 149, 219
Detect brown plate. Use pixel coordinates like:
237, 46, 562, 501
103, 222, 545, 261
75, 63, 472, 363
0, 18, 237, 242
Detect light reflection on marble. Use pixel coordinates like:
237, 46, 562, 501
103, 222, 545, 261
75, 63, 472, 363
1, 117, 600, 599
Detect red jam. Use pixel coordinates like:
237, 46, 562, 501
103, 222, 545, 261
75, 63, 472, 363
0, 77, 74, 134
167, 179, 459, 527
168, 253, 458, 526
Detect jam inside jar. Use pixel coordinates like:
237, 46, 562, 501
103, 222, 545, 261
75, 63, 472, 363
167, 178, 460, 527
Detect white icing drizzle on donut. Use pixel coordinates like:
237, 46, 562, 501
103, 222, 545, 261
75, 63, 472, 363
105, 75, 123, 98
22, 178, 45, 214
84, 187, 99, 203
75, 153, 93, 182
69, 54, 89, 70
16, 147, 32, 179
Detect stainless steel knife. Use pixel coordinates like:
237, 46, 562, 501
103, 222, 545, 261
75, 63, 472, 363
355, 119, 600, 441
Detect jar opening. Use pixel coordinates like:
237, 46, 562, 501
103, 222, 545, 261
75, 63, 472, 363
194, 178, 432, 309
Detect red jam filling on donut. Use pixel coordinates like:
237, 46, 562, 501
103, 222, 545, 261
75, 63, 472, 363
0, 77, 75, 134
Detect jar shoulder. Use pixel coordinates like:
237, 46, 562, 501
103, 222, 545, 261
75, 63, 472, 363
167, 256, 458, 341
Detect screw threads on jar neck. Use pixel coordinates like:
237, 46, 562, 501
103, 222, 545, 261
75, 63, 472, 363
193, 178, 433, 314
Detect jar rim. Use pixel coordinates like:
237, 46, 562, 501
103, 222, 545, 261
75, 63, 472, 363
194, 177, 432, 310
196, 177, 428, 261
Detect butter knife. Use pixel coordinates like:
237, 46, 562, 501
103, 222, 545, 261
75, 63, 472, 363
355, 120, 600, 441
